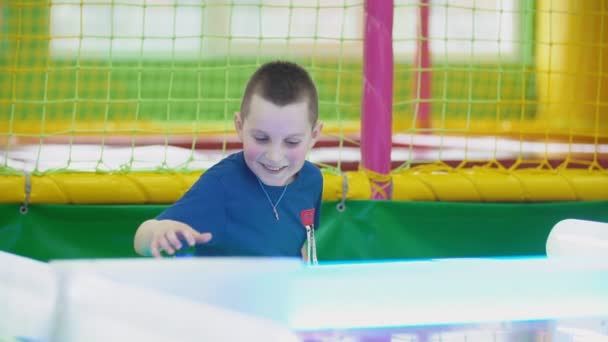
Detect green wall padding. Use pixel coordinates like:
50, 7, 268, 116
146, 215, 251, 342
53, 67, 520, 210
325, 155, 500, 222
317, 201, 608, 261
2, 201, 608, 262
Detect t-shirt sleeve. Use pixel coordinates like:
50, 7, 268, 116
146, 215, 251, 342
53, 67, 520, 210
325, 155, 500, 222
156, 173, 226, 237
314, 169, 323, 229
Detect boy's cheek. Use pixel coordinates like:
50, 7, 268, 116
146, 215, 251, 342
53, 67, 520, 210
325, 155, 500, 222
242, 148, 261, 163
242, 141, 262, 156
288, 147, 309, 163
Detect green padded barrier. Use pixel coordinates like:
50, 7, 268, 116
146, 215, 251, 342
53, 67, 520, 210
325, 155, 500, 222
316, 200, 608, 261
1, 201, 608, 262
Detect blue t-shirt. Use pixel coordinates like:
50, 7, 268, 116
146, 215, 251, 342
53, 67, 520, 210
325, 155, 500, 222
156, 151, 323, 257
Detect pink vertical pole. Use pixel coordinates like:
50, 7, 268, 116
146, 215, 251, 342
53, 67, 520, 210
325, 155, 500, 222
413, 0, 432, 130
361, 0, 394, 199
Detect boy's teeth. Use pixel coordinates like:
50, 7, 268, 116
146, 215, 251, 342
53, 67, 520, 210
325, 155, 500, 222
265, 165, 283, 171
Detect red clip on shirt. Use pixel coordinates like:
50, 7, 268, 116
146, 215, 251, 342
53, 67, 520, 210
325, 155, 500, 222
300, 208, 315, 227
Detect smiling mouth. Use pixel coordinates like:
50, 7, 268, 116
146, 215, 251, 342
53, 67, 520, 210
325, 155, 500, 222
261, 164, 287, 173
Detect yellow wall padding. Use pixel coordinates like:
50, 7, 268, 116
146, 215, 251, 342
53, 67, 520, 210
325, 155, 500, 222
321, 171, 371, 201
1, 173, 202, 204
536, 0, 608, 136
392, 168, 608, 202
0, 169, 607, 204
0, 175, 25, 203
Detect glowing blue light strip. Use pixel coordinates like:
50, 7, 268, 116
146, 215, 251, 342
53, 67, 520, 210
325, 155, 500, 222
286, 257, 608, 331
49, 256, 608, 333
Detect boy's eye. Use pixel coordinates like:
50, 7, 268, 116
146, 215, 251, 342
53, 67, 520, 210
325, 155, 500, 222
285, 140, 301, 146
254, 136, 269, 143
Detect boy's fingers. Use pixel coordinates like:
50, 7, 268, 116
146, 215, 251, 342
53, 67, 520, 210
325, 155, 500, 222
194, 232, 213, 244
150, 244, 162, 258
176, 229, 196, 246
159, 238, 175, 255
166, 231, 182, 250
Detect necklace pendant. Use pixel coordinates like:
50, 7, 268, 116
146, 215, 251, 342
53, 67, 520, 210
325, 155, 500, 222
257, 177, 287, 222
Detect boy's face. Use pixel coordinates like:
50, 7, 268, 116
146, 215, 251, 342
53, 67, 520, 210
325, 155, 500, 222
235, 94, 322, 186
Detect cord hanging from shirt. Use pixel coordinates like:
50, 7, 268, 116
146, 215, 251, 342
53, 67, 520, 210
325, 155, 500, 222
256, 177, 288, 221
305, 225, 318, 265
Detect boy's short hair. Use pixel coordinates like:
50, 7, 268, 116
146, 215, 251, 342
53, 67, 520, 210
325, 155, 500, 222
240, 61, 318, 125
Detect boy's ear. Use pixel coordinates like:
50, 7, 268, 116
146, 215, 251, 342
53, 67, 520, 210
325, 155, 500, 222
310, 121, 323, 147
234, 112, 243, 137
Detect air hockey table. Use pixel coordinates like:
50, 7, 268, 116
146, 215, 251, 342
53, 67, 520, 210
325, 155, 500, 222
40, 255, 606, 342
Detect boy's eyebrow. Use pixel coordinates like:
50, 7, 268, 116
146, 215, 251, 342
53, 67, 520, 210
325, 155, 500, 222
249, 129, 305, 138
248, 129, 268, 136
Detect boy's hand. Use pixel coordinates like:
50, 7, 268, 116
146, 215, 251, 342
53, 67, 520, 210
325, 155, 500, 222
149, 221, 212, 258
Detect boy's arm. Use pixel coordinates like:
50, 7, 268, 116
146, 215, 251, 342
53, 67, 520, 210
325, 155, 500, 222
301, 245, 308, 262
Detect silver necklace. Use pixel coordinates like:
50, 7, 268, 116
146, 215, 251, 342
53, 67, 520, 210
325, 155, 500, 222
256, 177, 288, 221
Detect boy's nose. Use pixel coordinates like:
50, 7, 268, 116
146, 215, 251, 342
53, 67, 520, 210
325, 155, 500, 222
266, 145, 283, 163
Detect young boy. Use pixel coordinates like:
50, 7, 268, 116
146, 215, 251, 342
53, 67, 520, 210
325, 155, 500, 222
134, 61, 323, 261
